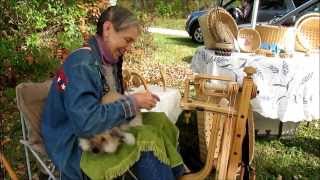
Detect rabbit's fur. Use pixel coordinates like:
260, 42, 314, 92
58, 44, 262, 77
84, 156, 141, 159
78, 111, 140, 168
79, 92, 142, 153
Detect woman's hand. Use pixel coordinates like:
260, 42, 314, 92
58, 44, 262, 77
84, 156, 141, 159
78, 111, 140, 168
132, 92, 160, 110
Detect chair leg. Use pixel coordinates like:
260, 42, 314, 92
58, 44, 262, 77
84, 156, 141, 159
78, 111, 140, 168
20, 114, 59, 180
49, 165, 57, 180
128, 169, 138, 180
20, 114, 32, 180
24, 145, 33, 180
20, 140, 57, 180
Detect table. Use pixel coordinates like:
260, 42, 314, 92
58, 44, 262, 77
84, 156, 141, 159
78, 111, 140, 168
128, 85, 182, 124
191, 46, 319, 123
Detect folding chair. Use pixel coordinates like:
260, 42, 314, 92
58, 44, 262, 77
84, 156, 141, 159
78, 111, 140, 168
16, 80, 59, 180
16, 81, 138, 180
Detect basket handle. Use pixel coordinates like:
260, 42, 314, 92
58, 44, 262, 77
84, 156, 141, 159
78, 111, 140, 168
159, 66, 166, 91
207, 7, 226, 42
143, 65, 166, 91
123, 69, 166, 92
130, 72, 149, 91
207, 8, 218, 41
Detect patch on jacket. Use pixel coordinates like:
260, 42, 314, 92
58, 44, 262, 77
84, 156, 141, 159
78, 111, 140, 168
56, 68, 68, 92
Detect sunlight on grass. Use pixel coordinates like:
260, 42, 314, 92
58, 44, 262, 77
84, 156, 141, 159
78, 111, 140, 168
254, 121, 320, 179
152, 17, 186, 30
152, 34, 199, 65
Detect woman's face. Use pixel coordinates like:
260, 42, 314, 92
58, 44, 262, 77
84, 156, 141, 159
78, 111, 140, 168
103, 22, 139, 59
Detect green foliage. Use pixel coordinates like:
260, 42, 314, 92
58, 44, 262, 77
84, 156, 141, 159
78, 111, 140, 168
118, 0, 224, 18
155, 0, 185, 17
155, 1, 174, 17
58, 4, 85, 50
1, 0, 86, 47
0, 37, 59, 82
57, 31, 83, 51
0, 0, 88, 83
26, 33, 42, 49
3, 87, 16, 100
0, 38, 25, 74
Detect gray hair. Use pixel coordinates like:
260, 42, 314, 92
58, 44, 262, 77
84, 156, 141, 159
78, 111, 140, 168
96, 6, 140, 35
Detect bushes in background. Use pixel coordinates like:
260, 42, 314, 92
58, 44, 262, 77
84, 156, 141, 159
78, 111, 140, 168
0, 0, 107, 86
0, 0, 154, 88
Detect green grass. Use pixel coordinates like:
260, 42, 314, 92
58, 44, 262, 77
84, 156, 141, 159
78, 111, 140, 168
151, 17, 186, 30
152, 34, 199, 65
254, 121, 320, 179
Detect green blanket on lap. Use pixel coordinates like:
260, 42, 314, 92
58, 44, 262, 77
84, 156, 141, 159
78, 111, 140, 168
80, 112, 184, 180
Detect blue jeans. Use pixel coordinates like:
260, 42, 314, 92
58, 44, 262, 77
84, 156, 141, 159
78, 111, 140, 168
132, 151, 184, 180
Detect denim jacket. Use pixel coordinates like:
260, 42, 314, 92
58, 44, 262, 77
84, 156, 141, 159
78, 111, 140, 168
41, 37, 137, 179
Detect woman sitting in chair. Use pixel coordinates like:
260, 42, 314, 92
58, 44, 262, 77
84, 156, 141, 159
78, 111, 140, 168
41, 5, 184, 180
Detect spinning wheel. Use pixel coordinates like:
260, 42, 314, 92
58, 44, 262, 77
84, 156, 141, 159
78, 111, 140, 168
180, 67, 257, 180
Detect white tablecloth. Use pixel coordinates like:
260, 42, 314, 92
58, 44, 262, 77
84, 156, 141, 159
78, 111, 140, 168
128, 85, 182, 124
191, 46, 320, 122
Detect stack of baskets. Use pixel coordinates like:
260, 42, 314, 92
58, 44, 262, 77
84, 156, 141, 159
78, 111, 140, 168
200, 7, 263, 54
295, 13, 320, 52
199, 7, 238, 56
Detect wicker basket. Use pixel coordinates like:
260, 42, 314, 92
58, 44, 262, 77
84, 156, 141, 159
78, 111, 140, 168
199, 7, 238, 49
295, 13, 320, 52
199, 14, 216, 49
237, 28, 261, 53
256, 25, 295, 53
208, 8, 238, 43
197, 111, 221, 163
